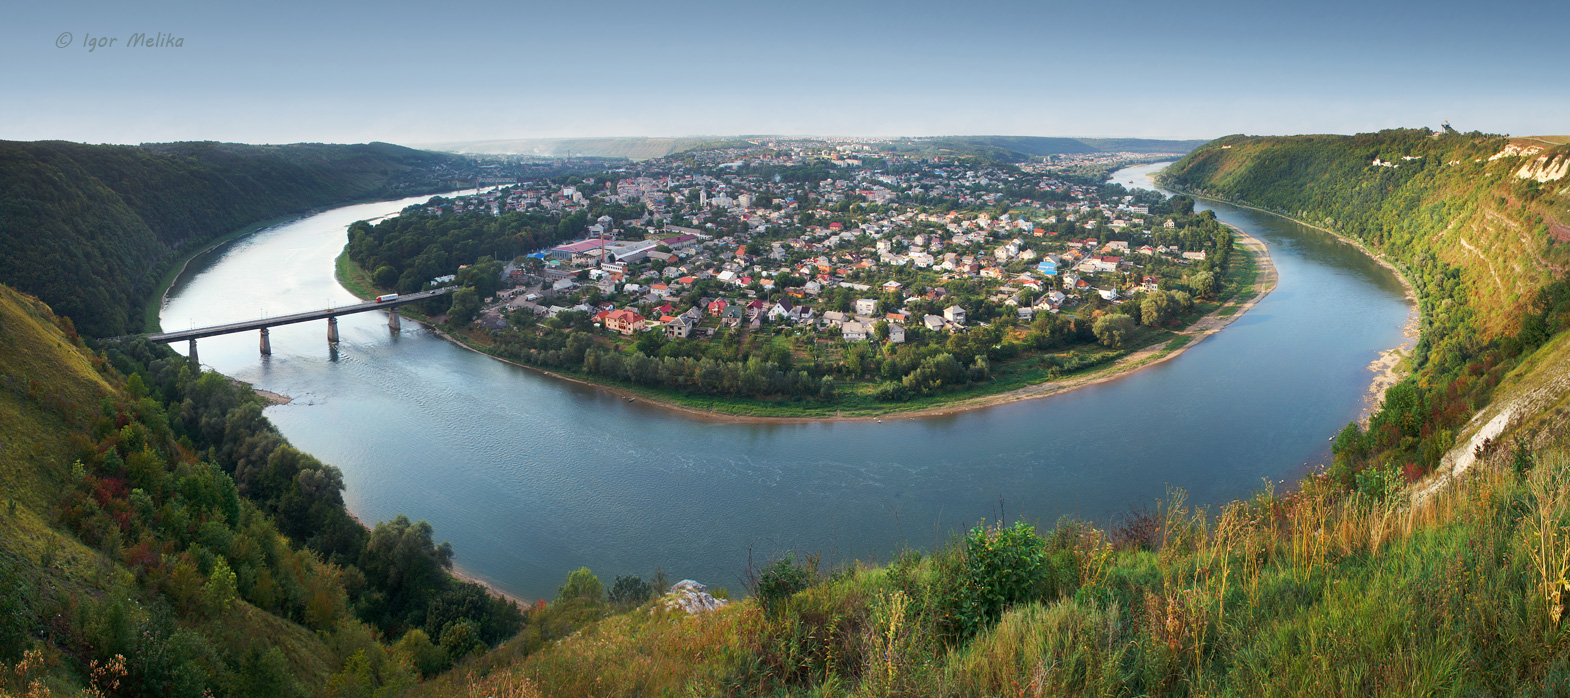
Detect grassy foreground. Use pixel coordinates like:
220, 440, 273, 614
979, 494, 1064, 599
413, 441, 1570, 696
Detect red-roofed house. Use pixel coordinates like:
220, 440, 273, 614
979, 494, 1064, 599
604, 309, 645, 335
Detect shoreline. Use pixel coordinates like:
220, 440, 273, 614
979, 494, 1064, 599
1155, 183, 1424, 423
403, 231, 1279, 424
145, 187, 477, 333
451, 566, 532, 607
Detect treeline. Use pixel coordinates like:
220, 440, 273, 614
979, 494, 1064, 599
0, 140, 464, 336
7, 335, 524, 696
347, 197, 651, 296
1160, 128, 1570, 493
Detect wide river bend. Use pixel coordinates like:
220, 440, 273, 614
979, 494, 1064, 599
161, 164, 1414, 599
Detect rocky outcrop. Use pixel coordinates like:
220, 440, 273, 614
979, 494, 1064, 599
663, 580, 729, 615
1516, 153, 1570, 183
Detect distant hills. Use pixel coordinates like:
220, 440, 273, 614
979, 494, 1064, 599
415, 135, 1208, 162
0, 140, 466, 336
414, 137, 745, 161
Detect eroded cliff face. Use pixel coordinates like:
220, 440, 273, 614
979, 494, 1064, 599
1514, 150, 1570, 184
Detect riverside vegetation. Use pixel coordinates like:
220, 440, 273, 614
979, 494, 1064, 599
3, 129, 1569, 695
0, 284, 527, 696
407, 129, 1570, 695
343, 150, 1251, 417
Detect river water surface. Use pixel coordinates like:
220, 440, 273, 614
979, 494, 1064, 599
161, 164, 1414, 599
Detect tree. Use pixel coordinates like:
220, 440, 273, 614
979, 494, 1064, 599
608, 575, 653, 606
392, 629, 448, 678
373, 265, 399, 288
447, 287, 481, 325
204, 558, 238, 614
1185, 270, 1217, 298
556, 567, 604, 604
1139, 291, 1174, 326
1092, 314, 1136, 348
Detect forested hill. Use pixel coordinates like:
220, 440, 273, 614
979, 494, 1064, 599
0, 282, 522, 696
0, 140, 467, 337
1159, 129, 1570, 339
1161, 127, 1570, 490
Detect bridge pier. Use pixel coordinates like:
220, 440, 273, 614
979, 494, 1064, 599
327, 316, 339, 344
187, 338, 199, 367
259, 327, 271, 356
388, 308, 401, 331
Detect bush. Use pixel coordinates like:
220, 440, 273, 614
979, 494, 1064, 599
555, 567, 603, 604
754, 555, 816, 616
438, 619, 484, 661
608, 575, 652, 606
940, 522, 1049, 639
392, 629, 448, 677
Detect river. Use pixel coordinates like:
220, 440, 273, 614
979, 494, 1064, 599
160, 164, 1415, 600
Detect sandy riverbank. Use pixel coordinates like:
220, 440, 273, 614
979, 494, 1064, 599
451, 566, 533, 607
414, 230, 1280, 424
225, 376, 293, 405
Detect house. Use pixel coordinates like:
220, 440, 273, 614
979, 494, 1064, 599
923, 314, 947, 332
882, 280, 903, 293
855, 298, 878, 316
841, 319, 870, 341
944, 305, 967, 325
665, 314, 697, 339
604, 309, 646, 335
887, 323, 906, 344
768, 300, 795, 321
1182, 250, 1207, 261
1096, 288, 1121, 302
707, 299, 728, 316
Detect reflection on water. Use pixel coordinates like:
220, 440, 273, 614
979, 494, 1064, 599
163, 169, 1414, 599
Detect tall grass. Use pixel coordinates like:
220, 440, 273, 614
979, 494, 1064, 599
428, 440, 1570, 696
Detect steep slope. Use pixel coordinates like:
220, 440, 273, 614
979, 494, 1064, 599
397, 131, 1570, 696
1160, 129, 1570, 338
1159, 128, 1570, 488
0, 284, 522, 697
0, 140, 465, 337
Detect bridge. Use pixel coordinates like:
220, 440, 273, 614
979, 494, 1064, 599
139, 287, 453, 363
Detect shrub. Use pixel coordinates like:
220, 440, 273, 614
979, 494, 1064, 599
438, 619, 484, 660
754, 555, 816, 616
608, 575, 653, 606
555, 567, 603, 604
940, 522, 1049, 639
392, 628, 448, 677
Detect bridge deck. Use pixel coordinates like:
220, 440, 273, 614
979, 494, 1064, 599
145, 288, 452, 343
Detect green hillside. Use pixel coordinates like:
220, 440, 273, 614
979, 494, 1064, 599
0, 140, 465, 337
0, 283, 521, 697
393, 130, 1570, 696
1157, 128, 1570, 490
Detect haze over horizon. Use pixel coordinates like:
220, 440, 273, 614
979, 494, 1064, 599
3, 0, 1567, 146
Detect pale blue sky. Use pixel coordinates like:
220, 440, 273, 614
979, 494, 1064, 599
2, 0, 1565, 145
